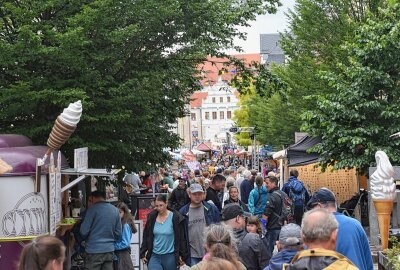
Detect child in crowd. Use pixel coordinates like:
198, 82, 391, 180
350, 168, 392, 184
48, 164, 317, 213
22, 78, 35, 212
114, 202, 137, 270
18, 235, 65, 270
246, 216, 262, 235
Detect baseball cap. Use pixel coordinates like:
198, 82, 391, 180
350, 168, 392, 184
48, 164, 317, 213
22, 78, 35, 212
216, 168, 223, 174
221, 204, 251, 221
307, 188, 336, 209
189, 183, 204, 193
279, 223, 302, 246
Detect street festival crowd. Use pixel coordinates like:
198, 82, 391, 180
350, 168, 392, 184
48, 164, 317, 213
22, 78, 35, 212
18, 158, 374, 270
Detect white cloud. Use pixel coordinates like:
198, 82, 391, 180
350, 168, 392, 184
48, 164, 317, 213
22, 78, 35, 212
227, 0, 296, 54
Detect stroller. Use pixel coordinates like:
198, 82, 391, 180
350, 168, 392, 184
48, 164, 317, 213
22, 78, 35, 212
338, 189, 368, 218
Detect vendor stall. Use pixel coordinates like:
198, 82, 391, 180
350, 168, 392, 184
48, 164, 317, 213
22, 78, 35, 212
0, 137, 69, 269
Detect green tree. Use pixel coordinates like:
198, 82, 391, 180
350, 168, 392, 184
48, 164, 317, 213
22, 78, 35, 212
303, 4, 400, 173
0, 0, 280, 171
232, 0, 383, 150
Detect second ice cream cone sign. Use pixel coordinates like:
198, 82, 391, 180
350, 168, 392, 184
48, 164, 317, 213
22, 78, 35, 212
0, 158, 13, 175
370, 150, 396, 250
47, 100, 82, 151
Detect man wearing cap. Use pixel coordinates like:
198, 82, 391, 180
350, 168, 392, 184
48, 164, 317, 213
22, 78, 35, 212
307, 188, 372, 270
223, 204, 269, 270
263, 223, 304, 270
179, 183, 221, 266
285, 208, 358, 270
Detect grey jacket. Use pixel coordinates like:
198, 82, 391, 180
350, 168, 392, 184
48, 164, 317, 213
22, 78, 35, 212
235, 229, 270, 270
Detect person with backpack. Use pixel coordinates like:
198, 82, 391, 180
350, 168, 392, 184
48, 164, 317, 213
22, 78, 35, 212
263, 176, 291, 259
282, 169, 310, 225
248, 176, 268, 217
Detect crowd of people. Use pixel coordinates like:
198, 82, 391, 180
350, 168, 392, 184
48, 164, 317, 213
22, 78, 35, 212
17, 162, 374, 270
135, 164, 373, 270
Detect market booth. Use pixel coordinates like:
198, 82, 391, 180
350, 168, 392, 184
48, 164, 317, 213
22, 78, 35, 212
0, 135, 69, 269
0, 136, 124, 269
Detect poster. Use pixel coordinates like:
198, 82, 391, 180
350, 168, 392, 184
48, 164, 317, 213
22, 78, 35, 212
130, 220, 143, 270
55, 171, 62, 224
137, 197, 155, 228
49, 172, 56, 235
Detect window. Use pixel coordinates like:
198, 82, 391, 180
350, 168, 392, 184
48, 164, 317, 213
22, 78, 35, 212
212, 97, 216, 103
205, 112, 210, 120
227, 96, 231, 102
220, 97, 223, 103
191, 113, 196, 121
212, 112, 217, 119
220, 111, 224, 119
227, 111, 232, 119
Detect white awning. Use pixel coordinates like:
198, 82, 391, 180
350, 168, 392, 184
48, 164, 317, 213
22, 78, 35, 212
273, 149, 287, 160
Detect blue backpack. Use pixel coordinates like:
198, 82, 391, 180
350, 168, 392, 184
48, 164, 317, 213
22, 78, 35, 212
288, 180, 306, 206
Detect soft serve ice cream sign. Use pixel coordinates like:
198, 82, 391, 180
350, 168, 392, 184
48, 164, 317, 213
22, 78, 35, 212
370, 151, 396, 250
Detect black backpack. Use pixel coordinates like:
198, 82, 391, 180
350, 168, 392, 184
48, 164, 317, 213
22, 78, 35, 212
273, 190, 294, 226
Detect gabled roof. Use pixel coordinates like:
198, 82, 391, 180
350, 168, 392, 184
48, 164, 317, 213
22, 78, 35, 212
196, 142, 212, 151
190, 92, 208, 108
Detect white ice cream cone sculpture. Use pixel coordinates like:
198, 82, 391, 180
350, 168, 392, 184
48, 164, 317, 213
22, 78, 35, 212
374, 200, 393, 250
47, 117, 77, 149
370, 151, 396, 251
46, 100, 82, 151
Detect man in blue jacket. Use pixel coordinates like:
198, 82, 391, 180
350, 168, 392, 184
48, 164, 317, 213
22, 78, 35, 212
282, 169, 309, 225
80, 191, 122, 270
307, 188, 373, 270
179, 183, 220, 266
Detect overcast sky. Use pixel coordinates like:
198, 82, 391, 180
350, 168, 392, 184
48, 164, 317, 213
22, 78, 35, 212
228, 0, 296, 54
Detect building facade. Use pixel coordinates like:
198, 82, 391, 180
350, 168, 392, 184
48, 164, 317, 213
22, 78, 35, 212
175, 54, 260, 149
190, 77, 239, 146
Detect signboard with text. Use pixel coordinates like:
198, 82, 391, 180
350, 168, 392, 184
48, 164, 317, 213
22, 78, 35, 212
74, 147, 88, 171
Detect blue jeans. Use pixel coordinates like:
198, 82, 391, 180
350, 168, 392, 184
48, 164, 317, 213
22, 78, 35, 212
265, 229, 281, 258
148, 252, 176, 270
190, 257, 202, 266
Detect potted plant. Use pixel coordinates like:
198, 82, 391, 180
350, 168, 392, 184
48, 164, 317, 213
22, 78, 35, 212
386, 237, 400, 270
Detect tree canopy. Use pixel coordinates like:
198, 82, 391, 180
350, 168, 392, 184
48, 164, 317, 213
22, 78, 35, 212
232, 0, 385, 154
0, 0, 280, 171
303, 3, 400, 173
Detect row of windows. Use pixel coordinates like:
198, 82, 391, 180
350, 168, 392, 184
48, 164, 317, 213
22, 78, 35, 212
191, 111, 232, 120
212, 96, 231, 103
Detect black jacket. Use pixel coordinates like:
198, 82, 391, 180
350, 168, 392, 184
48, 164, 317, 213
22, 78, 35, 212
140, 208, 189, 266
168, 186, 190, 211
206, 186, 222, 211
224, 198, 249, 212
264, 187, 283, 230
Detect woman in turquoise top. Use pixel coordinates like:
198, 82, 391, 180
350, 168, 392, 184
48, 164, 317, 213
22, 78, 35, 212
140, 194, 189, 269
114, 202, 137, 270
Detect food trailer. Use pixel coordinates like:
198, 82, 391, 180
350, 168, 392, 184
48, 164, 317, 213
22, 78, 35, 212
0, 135, 69, 269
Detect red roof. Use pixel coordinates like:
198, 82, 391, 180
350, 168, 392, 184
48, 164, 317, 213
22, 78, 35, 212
196, 142, 212, 151
198, 54, 261, 86
190, 92, 208, 109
